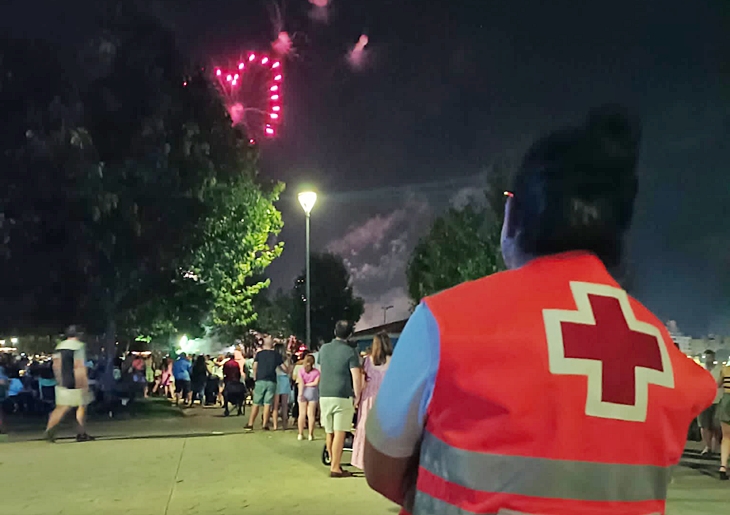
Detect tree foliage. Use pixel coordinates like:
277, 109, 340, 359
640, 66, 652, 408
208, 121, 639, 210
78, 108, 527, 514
192, 179, 284, 334
250, 288, 293, 339
290, 253, 364, 345
406, 165, 512, 303
0, 5, 284, 344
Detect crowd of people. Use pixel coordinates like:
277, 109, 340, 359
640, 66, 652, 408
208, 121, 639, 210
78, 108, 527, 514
155, 322, 394, 479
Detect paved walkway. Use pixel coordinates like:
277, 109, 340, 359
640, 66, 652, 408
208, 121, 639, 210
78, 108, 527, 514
1, 403, 729, 514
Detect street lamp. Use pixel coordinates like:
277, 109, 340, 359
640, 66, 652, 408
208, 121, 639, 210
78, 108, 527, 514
381, 305, 394, 325
298, 191, 317, 348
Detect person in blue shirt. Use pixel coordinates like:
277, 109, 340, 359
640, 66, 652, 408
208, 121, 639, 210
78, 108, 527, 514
0, 361, 7, 435
172, 353, 193, 406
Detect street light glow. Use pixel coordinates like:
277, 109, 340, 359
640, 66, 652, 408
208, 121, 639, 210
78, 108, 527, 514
298, 191, 317, 215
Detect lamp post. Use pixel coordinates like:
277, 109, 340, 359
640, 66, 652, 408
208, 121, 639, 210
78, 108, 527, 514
381, 305, 394, 325
298, 191, 317, 348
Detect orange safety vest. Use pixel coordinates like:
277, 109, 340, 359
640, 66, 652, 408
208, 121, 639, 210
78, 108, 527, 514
406, 252, 715, 515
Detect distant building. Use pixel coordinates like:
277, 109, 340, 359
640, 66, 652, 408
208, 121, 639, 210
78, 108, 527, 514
351, 319, 408, 354
666, 320, 730, 362
666, 320, 692, 355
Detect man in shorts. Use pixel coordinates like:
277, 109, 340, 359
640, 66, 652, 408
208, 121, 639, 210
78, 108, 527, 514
173, 352, 192, 406
699, 349, 723, 455
318, 320, 362, 477
245, 335, 282, 430
44, 326, 94, 442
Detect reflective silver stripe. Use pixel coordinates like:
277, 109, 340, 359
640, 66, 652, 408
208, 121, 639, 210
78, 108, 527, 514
419, 431, 670, 502
410, 492, 489, 515
414, 491, 662, 515
413, 491, 483, 515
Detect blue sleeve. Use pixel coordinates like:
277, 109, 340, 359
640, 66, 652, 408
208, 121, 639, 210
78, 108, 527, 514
365, 302, 440, 458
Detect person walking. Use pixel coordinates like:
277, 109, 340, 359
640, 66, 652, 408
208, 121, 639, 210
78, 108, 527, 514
245, 335, 282, 431
715, 363, 730, 479
351, 332, 392, 469
698, 349, 723, 456
144, 356, 155, 398
172, 353, 192, 406
273, 343, 292, 431
222, 353, 247, 416
0, 356, 8, 436
190, 355, 209, 406
44, 326, 94, 442
318, 320, 363, 478
296, 354, 320, 441
363, 107, 716, 515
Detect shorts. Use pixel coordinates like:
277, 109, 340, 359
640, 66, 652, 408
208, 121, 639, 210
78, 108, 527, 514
276, 375, 291, 396
175, 380, 191, 396
55, 387, 91, 407
716, 395, 730, 424
698, 403, 719, 429
253, 380, 276, 406
299, 386, 319, 403
320, 397, 355, 434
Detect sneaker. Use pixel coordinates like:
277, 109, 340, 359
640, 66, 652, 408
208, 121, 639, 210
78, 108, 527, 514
308, 435, 314, 441
297, 434, 303, 441
244, 425, 254, 431
76, 433, 96, 442
43, 429, 57, 443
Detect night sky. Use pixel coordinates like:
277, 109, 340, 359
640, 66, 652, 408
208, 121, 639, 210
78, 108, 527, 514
2, 0, 728, 335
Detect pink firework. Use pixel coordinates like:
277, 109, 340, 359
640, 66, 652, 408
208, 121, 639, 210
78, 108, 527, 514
308, 0, 330, 22
213, 53, 283, 140
347, 34, 369, 70
272, 31, 293, 56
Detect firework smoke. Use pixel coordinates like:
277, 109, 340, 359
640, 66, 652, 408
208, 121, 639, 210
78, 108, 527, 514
308, 0, 330, 23
347, 34, 369, 70
273, 31, 293, 55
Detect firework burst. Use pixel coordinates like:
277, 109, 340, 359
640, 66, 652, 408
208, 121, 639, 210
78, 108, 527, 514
213, 53, 283, 142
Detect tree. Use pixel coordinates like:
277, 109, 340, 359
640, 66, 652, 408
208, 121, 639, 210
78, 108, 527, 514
406, 164, 512, 303
0, 37, 95, 334
290, 253, 364, 345
251, 288, 293, 338
191, 178, 284, 336
0, 5, 285, 347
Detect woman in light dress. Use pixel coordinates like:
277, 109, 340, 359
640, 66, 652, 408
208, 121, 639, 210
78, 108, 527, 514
351, 332, 393, 469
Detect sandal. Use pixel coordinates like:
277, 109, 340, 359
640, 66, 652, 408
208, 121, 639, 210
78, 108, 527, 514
719, 467, 728, 481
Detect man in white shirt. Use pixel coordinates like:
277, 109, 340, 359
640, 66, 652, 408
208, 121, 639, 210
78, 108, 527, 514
44, 326, 94, 443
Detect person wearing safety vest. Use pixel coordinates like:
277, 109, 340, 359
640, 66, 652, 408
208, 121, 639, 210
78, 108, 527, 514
363, 106, 716, 515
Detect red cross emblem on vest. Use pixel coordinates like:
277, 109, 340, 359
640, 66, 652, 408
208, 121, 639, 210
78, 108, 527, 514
543, 282, 675, 422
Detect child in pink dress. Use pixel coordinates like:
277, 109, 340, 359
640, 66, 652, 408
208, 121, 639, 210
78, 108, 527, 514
351, 332, 392, 469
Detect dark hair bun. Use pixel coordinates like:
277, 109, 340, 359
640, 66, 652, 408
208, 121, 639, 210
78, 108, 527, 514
584, 104, 641, 180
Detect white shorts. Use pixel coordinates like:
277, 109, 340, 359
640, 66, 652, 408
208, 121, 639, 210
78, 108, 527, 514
320, 397, 355, 434
55, 387, 91, 407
